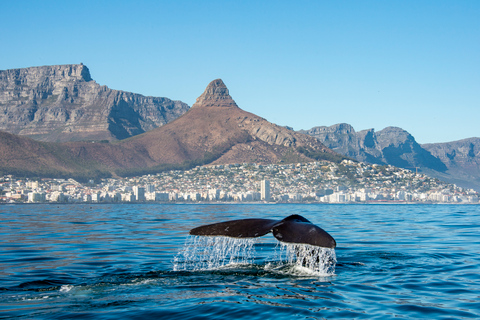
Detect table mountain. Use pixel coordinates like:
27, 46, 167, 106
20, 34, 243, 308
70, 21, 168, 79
0, 79, 341, 179
0, 64, 189, 142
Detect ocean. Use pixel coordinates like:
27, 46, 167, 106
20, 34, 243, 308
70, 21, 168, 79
1, 204, 479, 319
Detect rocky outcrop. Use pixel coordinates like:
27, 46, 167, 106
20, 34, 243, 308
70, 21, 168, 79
423, 138, 480, 165
0, 79, 342, 179
302, 123, 480, 191
422, 138, 480, 190
375, 127, 447, 172
301, 123, 446, 172
191, 79, 238, 108
123, 79, 341, 171
0, 64, 189, 142
301, 123, 378, 162
192, 79, 332, 152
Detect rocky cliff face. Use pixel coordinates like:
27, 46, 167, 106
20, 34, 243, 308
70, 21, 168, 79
422, 138, 480, 190
0, 79, 342, 179
300, 123, 382, 163
375, 127, 447, 172
0, 64, 189, 142
301, 124, 446, 172
191, 78, 238, 108
123, 79, 341, 170
424, 138, 480, 165
302, 123, 480, 191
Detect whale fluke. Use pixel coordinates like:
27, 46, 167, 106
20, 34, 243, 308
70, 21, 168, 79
189, 214, 336, 249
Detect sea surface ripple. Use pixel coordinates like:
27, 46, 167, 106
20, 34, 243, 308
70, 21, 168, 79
0, 204, 479, 319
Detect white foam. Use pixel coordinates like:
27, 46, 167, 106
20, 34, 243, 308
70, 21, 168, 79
173, 236, 257, 271
279, 242, 337, 275
60, 284, 74, 293
174, 236, 336, 276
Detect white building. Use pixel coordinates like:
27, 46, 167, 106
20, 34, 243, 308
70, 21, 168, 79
28, 192, 46, 203
133, 186, 146, 201
208, 189, 220, 200
49, 191, 66, 202
261, 180, 271, 201
91, 192, 101, 202
122, 193, 135, 202
146, 192, 169, 201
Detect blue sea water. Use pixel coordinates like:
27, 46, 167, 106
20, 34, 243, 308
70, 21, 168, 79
0, 204, 479, 319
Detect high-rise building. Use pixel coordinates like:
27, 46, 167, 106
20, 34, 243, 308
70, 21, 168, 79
133, 186, 146, 201
261, 180, 270, 201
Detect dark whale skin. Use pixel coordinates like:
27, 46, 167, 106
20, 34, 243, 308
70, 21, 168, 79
189, 214, 336, 249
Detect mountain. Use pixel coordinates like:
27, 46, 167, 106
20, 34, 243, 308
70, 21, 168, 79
116, 79, 342, 175
300, 123, 382, 164
0, 79, 341, 179
0, 130, 115, 179
302, 123, 480, 191
422, 138, 480, 191
0, 64, 189, 142
300, 124, 447, 171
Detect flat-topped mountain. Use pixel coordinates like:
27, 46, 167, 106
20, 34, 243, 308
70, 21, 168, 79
0, 64, 189, 142
0, 79, 341, 179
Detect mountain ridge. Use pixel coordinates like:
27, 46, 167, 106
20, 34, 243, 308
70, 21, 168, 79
2, 63, 477, 188
301, 123, 480, 191
0, 64, 189, 142
116, 79, 341, 175
0, 78, 342, 179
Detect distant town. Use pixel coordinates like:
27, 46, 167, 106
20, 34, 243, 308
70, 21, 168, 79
1, 160, 478, 204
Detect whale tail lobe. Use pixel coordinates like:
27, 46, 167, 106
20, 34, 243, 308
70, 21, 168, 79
189, 214, 336, 249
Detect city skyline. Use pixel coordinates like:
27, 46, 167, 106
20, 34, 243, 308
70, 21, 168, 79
2, 161, 478, 204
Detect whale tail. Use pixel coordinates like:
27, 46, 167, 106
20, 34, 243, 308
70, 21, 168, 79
189, 214, 336, 249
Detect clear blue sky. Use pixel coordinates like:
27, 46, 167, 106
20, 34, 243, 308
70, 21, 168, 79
1, 0, 478, 144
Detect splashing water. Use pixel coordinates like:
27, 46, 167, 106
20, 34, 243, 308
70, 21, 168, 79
173, 236, 257, 271
275, 242, 336, 275
174, 236, 336, 275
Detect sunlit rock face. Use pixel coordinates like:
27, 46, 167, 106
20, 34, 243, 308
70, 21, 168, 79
0, 64, 189, 142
